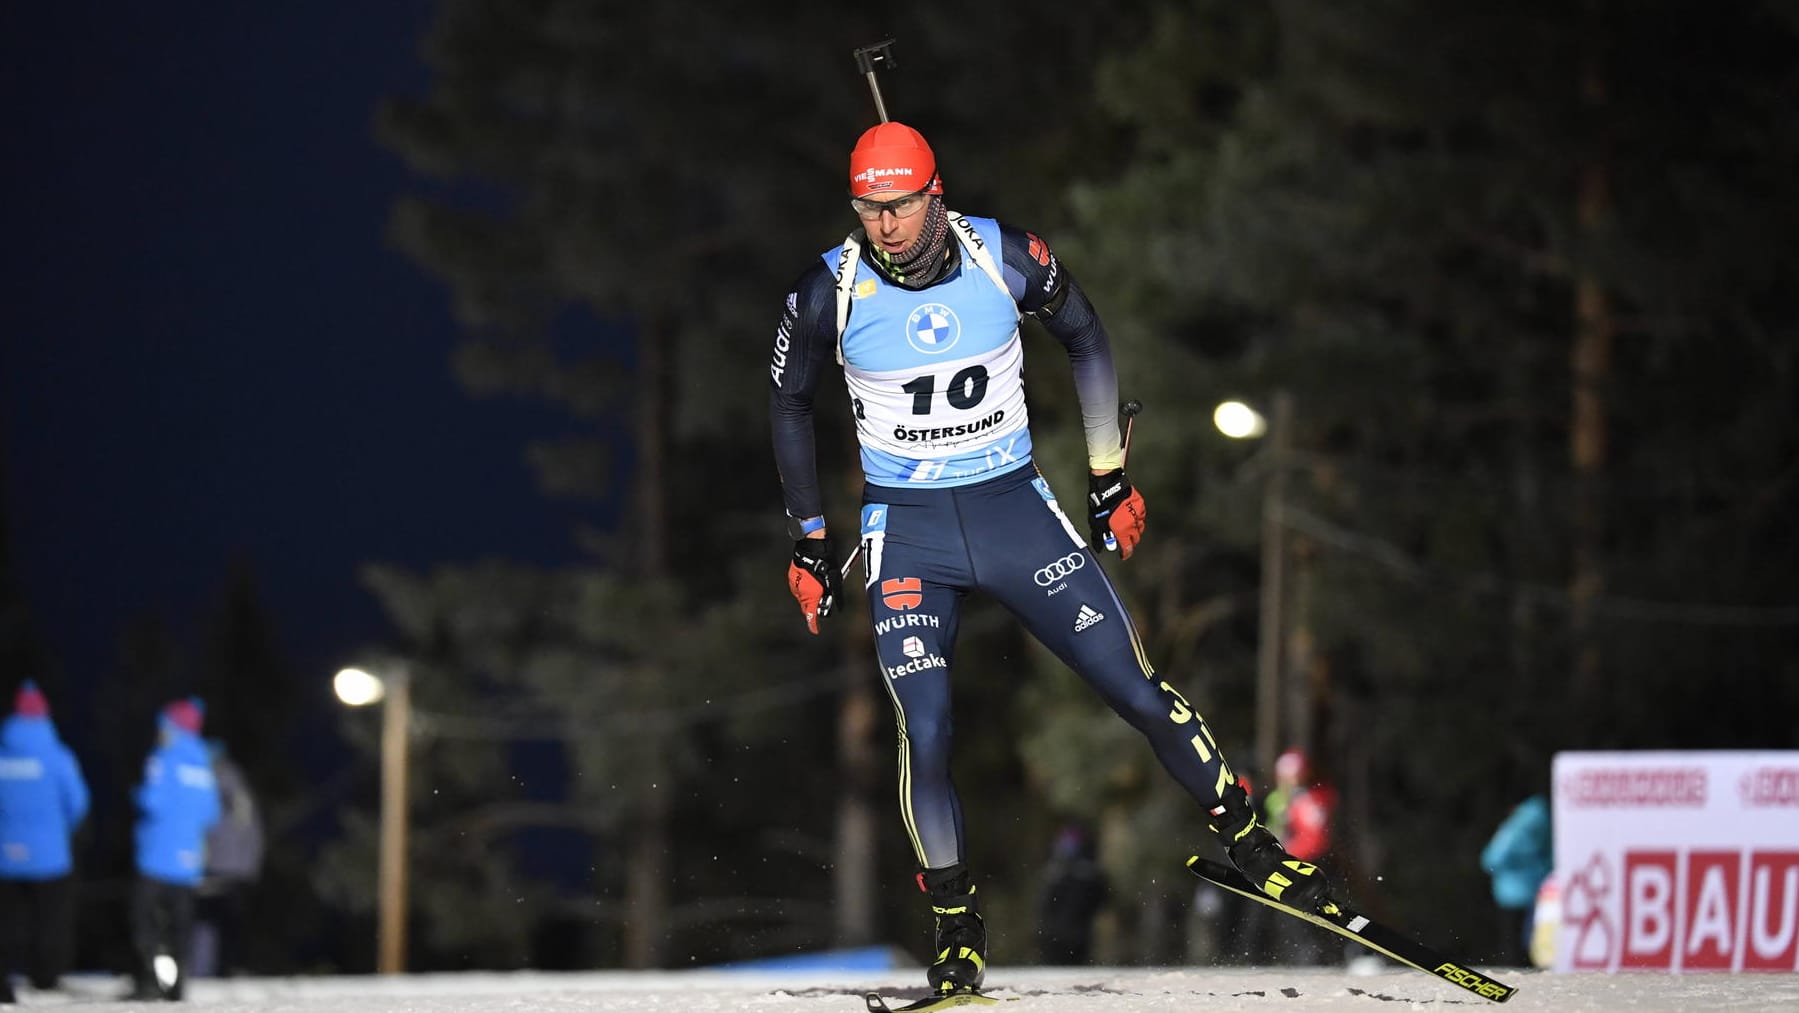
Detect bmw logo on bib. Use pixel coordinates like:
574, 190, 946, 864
905, 303, 961, 355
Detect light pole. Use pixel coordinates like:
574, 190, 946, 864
1215, 392, 1292, 783
334, 664, 411, 975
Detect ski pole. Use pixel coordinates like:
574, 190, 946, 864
1103, 399, 1144, 552
1120, 398, 1143, 468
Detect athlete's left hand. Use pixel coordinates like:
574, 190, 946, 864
1088, 469, 1147, 559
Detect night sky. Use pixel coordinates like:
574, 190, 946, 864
2, 5, 574, 700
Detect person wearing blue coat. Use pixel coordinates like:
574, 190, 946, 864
127, 699, 220, 1002
0, 680, 90, 1001
1480, 793, 1552, 967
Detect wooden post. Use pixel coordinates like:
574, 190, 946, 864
378, 670, 411, 974
1255, 391, 1294, 783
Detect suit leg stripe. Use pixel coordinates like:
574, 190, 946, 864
1126, 620, 1155, 680
1091, 557, 1156, 680
1039, 486, 1086, 548
878, 668, 928, 865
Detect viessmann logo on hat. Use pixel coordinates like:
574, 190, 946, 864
851, 166, 919, 192
848, 122, 943, 198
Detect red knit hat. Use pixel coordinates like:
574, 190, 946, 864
161, 698, 204, 734
1276, 747, 1309, 782
849, 122, 943, 198
14, 681, 48, 718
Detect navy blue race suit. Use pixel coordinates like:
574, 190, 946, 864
769, 213, 1239, 870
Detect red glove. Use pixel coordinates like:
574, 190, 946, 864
787, 537, 841, 634
1087, 469, 1147, 559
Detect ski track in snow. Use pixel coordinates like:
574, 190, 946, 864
10, 966, 1799, 1012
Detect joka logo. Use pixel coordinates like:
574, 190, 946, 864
905, 303, 961, 355
948, 214, 984, 251
1033, 552, 1085, 586
1073, 604, 1105, 633
881, 577, 924, 611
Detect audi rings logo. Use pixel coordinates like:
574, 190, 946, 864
1033, 553, 1085, 586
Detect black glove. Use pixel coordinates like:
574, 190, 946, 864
1087, 469, 1148, 559
787, 537, 841, 635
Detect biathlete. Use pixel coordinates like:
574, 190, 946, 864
767, 121, 1328, 996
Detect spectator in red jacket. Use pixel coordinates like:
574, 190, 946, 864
1265, 749, 1336, 864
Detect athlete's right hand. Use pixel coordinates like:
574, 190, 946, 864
787, 537, 841, 635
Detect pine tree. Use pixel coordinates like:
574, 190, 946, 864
1053, 0, 1799, 952
365, 1, 1172, 968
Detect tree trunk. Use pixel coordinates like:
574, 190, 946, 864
1508, 299, 1548, 778
834, 446, 880, 946
1255, 391, 1294, 780
1569, 3, 1613, 724
834, 673, 880, 946
624, 773, 670, 968
1284, 535, 1316, 766
622, 313, 675, 968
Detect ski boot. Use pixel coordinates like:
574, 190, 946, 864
919, 863, 986, 994
1208, 781, 1331, 912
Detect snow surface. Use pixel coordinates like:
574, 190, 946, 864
14, 965, 1799, 1012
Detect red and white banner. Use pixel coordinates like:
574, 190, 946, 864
1553, 751, 1799, 972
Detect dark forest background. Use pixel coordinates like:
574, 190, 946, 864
3, 0, 1797, 976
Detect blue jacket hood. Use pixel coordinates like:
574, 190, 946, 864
1, 713, 60, 750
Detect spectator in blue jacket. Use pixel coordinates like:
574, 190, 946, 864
127, 698, 220, 1002
1480, 793, 1552, 967
0, 680, 90, 1002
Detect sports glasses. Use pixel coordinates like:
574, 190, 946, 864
851, 183, 933, 221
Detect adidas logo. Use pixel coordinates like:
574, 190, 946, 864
1073, 604, 1105, 633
